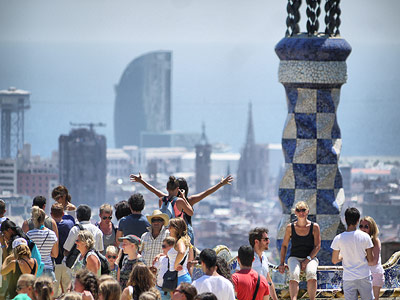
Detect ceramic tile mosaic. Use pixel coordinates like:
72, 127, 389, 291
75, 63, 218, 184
275, 37, 352, 265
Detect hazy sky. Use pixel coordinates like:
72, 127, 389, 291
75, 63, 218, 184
1, 0, 400, 157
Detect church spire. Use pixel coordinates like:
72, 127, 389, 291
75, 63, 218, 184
199, 121, 209, 145
246, 102, 255, 146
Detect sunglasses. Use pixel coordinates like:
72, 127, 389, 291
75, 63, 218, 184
296, 208, 307, 212
261, 237, 269, 242
151, 218, 164, 223
107, 255, 117, 259
162, 244, 168, 249
359, 224, 369, 229
173, 289, 186, 295
102, 216, 112, 220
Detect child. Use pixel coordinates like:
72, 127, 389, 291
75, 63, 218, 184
106, 245, 120, 281
152, 237, 176, 300
118, 235, 144, 290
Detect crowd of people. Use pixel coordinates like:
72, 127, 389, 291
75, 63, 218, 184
0, 174, 385, 300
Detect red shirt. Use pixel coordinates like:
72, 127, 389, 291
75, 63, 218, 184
232, 269, 270, 300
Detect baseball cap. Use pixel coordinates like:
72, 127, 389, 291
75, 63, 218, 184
12, 238, 28, 249
118, 234, 141, 246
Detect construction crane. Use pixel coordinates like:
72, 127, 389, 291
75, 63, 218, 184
69, 122, 106, 131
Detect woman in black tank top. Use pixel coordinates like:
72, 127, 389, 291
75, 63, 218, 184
278, 201, 321, 300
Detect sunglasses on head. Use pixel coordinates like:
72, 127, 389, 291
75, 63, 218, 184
296, 208, 307, 212
359, 224, 369, 229
107, 255, 117, 259
102, 216, 112, 220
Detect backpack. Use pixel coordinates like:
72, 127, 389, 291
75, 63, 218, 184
28, 240, 44, 277
65, 224, 84, 268
83, 249, 110, 275
160, 196, 182, 219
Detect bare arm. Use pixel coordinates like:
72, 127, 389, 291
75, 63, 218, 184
175, 195, 194, 216
266, 272, 278, 300
22, 220, 29, 233
279, 225, 291, 273
1, 255, 16, 276
173, 240, 187, 271
371, 238, 381, 265
188, 175, 233, 206
51, 219, 59, 241
130, 172, 167, 198
86, 254, 100, 274
331, 250, 342, 264
366, 247, 374, 266
51, 240, 59, 258
120, 287, 130, 300
263, 295, 270, 300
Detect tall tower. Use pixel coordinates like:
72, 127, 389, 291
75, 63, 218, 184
195, 123, 211, 193
275, 0, 350, 264
59, 124, 107, 207
114, 51, 172, 147
237, 103, 269, 200
0, 87, 30, 158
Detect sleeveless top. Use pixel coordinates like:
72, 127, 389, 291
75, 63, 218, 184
289, 222, 314, 258
27, 216, 54, 231
6, 258, 37, 299
167, 246, 189, 277
370, 251, 384, 274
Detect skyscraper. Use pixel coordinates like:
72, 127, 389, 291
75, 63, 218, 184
59, 126, 106, 206
114, 51, 172, 148
195, 124, 211, 193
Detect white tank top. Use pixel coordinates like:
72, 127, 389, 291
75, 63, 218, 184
370, 252, 384, 274
167, 246, 189, 277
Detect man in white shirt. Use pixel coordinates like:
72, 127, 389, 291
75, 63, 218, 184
192, 248, 235, 300
64, 205, 104, 254
249, 227, 278, 300
331, 207, 374, 300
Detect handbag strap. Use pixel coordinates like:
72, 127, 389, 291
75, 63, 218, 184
39, 230, 50, 251
252, 274, 261, 300
166, 252, 188, 269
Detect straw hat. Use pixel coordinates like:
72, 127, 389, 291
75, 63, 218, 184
146, 209, 169, 226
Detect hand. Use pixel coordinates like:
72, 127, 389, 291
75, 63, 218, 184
152, 253, 165, 265
130, 172, 143, 183
220, 175, 233, 186
175, 265, 183, 271
301, 259, 309, 271
179, 189, 187, 199
278, 264, 286, 274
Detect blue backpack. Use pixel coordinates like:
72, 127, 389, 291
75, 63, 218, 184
28, 240, 44, 277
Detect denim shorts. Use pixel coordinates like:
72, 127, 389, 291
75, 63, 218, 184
177, 273, 192, 286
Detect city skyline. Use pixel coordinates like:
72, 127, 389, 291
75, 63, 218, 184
0, 1, 399, 157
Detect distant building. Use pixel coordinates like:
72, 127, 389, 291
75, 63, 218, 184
237, 103, 269, 201
114, 51, 172, 148
0, 158, 17, 194
59, 127, 106, 206
195, 124, 211, 193
140, 131, 201, 149
107, 149, 131, 179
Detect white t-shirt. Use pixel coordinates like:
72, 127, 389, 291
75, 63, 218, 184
193, 275, 235, 300
331, 230, 373, 281
63, 221, 104, 252
154, 255, 169, 287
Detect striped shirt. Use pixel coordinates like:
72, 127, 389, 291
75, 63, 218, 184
27, 228, 57, 270
140, 226, 169, 266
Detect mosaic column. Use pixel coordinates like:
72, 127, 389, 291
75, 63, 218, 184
275, 35, 352, 265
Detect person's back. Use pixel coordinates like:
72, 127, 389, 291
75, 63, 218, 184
194, 275, 235, 300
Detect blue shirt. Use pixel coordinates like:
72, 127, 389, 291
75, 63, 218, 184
252, 252, 270, 278
55, 215, 75, 264
118, 214, 150, 238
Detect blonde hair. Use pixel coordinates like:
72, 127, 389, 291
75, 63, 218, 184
106, 245, 118, 256
294, 201, 309, 212
77, 230, 95, 250
99, 278, 121, 300
34, 276, 53, 300
14, 244, 31, 259
163, 236, 176, 247
31, 206, 46, 228
100, 204, 113, 215
169, 218, 191, 247
139, 288, 161, 300
360, 216, 379, 240
59, 292, 82, 300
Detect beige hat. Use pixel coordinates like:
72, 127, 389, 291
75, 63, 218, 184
146, 209, 169, 226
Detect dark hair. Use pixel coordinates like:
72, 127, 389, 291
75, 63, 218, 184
52, 185, 72, 203
76, 205, 91, 222
177, 177, 189, 198
199, 249, 217, 269
127, 263, 155, 295
345, 207, 360, 226
75, 269, 99, 300
0, 199, 6, 215
114, 200, 131, 220
248, 227, 269, 248
0, 220, 29, 242
128, 194, 145, 212
238, 245, 254, 267
166, 176, 179, 191
177, 283, 197, 300
216, 256, 232, 284
32, 195, 46, 209
194, 293, 217, 300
